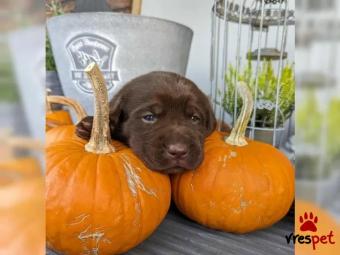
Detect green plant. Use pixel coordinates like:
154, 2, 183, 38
222, 59, 295, 127
297, 91, 340, 168
46, 36, 56, 71
45, 0, 64, 71
327, 98, 340, 162
0, 43, 19, 102
296, 91, 322, 145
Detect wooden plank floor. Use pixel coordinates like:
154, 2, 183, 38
47, 205, 294, 255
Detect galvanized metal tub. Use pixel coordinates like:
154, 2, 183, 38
47, 12, 193, 114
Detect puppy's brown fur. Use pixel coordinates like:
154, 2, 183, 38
77, 71, 216, 173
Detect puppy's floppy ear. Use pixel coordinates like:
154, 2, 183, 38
75, 116, 94, 140
108, 92, 125, 133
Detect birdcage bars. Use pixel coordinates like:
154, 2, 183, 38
210, 0, 295, 148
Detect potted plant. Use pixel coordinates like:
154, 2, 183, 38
46, 0, 64, 95
221, 59, 295, 147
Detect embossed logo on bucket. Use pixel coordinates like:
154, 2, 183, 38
67, 34, 119, 93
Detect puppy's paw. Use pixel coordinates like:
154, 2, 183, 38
76, 116, 94, 140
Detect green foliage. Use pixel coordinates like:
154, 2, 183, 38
327, 98, 340, 161
46, 0, 64, 71
46, 36, 56, 71
0, 44, 19, 102
297, 91, 340, 163
222, 59, 295, 127
296, 91, 322, 144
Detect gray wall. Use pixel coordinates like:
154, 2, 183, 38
142, 0, 295, 95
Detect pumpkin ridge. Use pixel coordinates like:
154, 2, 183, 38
47, 139, 85, 152
269, 151, 289, 223
275, 151, 294, 220
121, 154, 144, 246
133, 156, 164, 225
110, 154, 127, 252
46, 150, 82, 176
268, 148, 293, 223
46, 152, 86, 251
240, 146, 271, 232
180, 171, 195, 221
62, 154, 94, 253
252, 145, 291, 230
206, 152, 224, 226
90, 154, 101, 253
233, 148, 248, 232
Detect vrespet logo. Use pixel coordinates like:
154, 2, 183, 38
299, 212, 318, 232
285, 211, 336, 250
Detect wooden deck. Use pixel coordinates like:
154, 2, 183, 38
47, 205, 294, 255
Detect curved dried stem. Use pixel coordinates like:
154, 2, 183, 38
225, 81, 254, 147
46, 95, 87, 122
84, 62, 115, 154
46, 88, 52, 112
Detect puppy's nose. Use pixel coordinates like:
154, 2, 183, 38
167, 143, 188, 159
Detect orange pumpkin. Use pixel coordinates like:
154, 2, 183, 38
0, 136, 44, 254
0, 170, 44, 254
172, 82, 295, 234
46, 63, 171, 255
0, 157, 40, 181
0, 134, 43, 178
46, 91, 73, 131
46, 95, 87, 146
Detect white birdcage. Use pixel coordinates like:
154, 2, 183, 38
210, 0, 295, 149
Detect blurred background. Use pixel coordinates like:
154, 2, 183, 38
1, 0, 340, 254
296, 0, 340, 221
0, 0, 44, 254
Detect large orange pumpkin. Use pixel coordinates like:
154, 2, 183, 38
46, 95, 87, 146
46, 63, 171, 255
172, 82, 295, 234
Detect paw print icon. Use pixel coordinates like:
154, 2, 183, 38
299, 212, 318, 232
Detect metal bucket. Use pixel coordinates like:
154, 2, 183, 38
246, 127, 285, 148
47, 12, 193, 114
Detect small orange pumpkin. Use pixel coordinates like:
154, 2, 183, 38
46, 91, 73, 131
46, 95, 87, 146
46, 63, 171, 255
172, 82, 295, 234
0, 133, 43, 178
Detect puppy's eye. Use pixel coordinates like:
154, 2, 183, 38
191, 114, 201, 124
142, 113, 157, 123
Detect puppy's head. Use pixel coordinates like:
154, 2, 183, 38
110, 71, 216, 173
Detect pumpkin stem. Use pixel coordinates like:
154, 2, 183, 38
46, 89, 52, 112
225, 81, 254, 147
84, 62, 115, 154
46, 95, 87, 123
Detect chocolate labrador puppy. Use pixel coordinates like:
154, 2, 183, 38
76, 71, 216, 173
